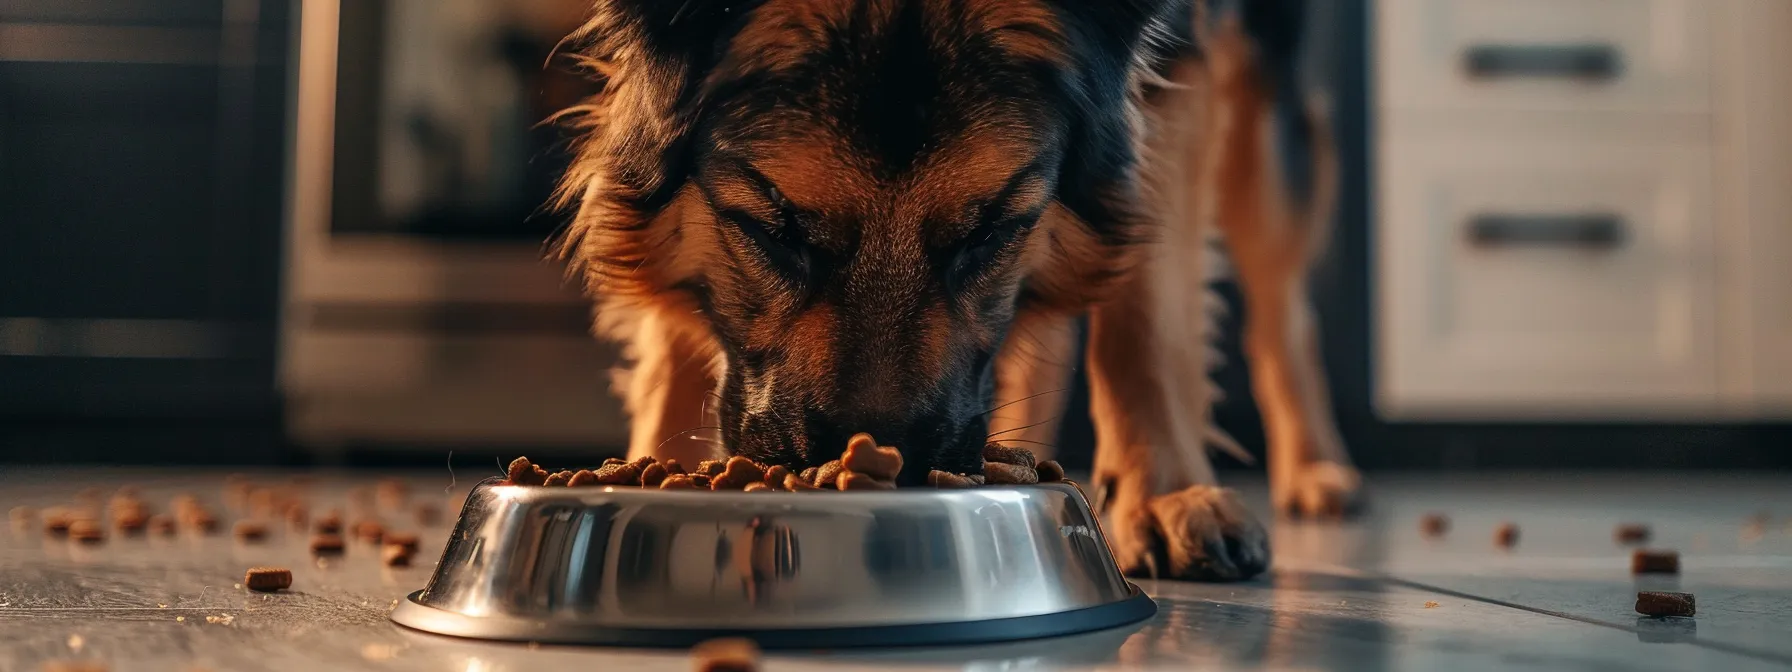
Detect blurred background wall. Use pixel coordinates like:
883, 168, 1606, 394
2, 0, 1788, 470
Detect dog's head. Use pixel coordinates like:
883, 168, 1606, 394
557, 0, 1175, 481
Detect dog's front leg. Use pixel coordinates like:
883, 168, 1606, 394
1086, 252, 1270, 582
619, 309, 723, 466
1201, 15, 1363, 520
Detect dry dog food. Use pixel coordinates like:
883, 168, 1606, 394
762, 465, 791, 489
694, 460, 727, 478
382, 544, 413, 568
711, 457, 766, 490
1615, 523, 1652, 545
783, 473, 820, 491
113, 509, 149, 534
383, 531, 420, 552
500, 436, 1070, 495
353, 519, 385, 544
185, 510, 220, 534
1636, 591, 1695, 617
639, 463, 673, 487
68, 518, 104, 544
1420, 513, 1450, 537
1632, 549, 1681, 574
314, 511, 343, 535
691, 637, 761, 672
983, 462, 1038, 485
310, 534, 346, 556
983, 444, 1039, 484
843, 434, 903, 480
233, 521, 268, 542
40, 507, 72, 535
982, 444, 1035, 469
244, 567, 292, 592
812, 460, 844, 489
505, 457, 551, 486
596, 462, 642, 485
170, 494, 220, 534
1495, 523, 1520, 548
836, 472, 895, 490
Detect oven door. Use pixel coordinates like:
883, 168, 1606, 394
283, 0, 626, 457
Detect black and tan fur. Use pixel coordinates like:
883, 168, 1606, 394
552, 0, 1359, 581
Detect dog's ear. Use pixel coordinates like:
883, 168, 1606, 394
1030, 0, 1179, 289
559, 1, 756, 212
554, 1, 760, 302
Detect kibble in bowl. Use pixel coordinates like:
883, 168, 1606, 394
497, 438, 1068, 497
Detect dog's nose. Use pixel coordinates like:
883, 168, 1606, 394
801, 412, 891, 465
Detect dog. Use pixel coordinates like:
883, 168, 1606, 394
550, 0, 1360, 582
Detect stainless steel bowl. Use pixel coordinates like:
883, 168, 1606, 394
391, 477, 1155, 648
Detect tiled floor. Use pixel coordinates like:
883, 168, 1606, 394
1, 468, 1788, 671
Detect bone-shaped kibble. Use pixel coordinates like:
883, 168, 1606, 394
711, 457, 766, 490
842, 433, 904, 481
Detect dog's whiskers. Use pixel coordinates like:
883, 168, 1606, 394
987, 438, 1058, 451
652, 425, 723, 454
979, 388, 1069, 418
986, 415, 1063, 439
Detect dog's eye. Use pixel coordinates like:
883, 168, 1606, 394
949, 214, 1036, 287
721, 210, 816, 285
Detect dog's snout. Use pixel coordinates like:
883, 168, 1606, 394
801, 413, 912, 465
798, 408, 988, 485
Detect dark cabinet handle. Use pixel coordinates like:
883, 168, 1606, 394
1466, 214, 1626, 250
1463, 44, 1623, 81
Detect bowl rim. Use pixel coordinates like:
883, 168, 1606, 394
390, 584, 1156, 649
464, 476, 1087, 502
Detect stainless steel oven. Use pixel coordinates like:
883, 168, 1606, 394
283, 0, 625, 457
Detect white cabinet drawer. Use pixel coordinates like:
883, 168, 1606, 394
1376, 139, 1718, 417
1376, 0, 1711, 114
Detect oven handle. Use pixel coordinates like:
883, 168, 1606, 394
1466, 214, 1627, 250
1463, 44, 1623, 81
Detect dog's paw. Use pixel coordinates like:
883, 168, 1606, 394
1272, 461, 1365, 520
1105, 485, 1270, 582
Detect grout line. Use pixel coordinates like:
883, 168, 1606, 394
1369, 574, 1792, 667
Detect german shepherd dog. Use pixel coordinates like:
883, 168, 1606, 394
551, 0, 1359, 581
